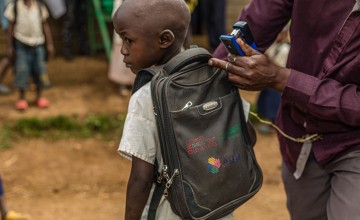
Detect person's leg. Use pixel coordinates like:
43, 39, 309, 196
13, 41, 30, 110
207, 0, 226, 50
32, 45, 49, 108
326, 150, 360, 220
257, 89, 281, 121
63, 0, 76, 60
76, 0, 89, 55
256, 89, 281, 134
281, 154, 330, 220
199, 0, 212, 49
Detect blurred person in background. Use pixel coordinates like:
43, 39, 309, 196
5, 0, 55, 110
62, 0, 89, 60
193, 0, 226, 51
0, 0, 11, 95
183, 0, 198, 49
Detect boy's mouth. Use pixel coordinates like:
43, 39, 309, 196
123, 60, 132, 68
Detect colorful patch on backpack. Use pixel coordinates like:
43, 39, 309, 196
186, 136, 218, 155
208, 157, 221, 174
219, 123, 242, 140
207, 152, 241, 174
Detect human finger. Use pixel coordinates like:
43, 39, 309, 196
208, 57, 229, 70
236, 38, 259, 56
227, 53, 238, 64
209, 57, 248, 76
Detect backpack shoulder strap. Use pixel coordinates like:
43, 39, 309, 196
132, 47, 211, 95
131, 65, 164, 95
163, 46, 212, 75
131, 68, 155, 95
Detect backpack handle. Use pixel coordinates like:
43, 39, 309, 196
163, 47, 212, 75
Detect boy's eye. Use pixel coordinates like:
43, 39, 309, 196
124, 37, 132, 44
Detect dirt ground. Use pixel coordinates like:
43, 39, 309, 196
0, 55, 289, 220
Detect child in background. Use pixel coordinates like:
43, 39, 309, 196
113, 0, 233, 219
4, 0, 55, 110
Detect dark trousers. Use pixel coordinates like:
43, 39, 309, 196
256, 88, 281, 121
197, 0, 226, 50
63, 0, 88, 55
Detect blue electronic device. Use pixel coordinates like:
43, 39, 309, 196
219, 21, 257, 56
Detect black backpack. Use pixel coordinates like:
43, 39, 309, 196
132, 46, 263, 220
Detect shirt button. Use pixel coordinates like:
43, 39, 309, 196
336, 42, 342, 47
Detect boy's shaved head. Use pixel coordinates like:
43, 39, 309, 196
113, 0, 191, 72
114, 0, 191, 45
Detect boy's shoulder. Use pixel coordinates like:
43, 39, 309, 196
129, 82, 152, 114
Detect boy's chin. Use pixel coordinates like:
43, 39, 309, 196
131, 67, 138, 74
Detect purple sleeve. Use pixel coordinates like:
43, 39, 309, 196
283, 70, 360, 127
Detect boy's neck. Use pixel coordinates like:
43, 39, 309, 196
159, 46, 182, 65
23, 0, 33, 7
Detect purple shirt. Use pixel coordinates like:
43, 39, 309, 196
213, 0, 360, 172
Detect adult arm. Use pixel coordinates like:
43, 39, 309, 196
210, 39, 360, 128
283, 70, 360, 127
125, 156, 154, 220
211, 0, 360, 128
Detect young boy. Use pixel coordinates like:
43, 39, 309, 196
114, 0, 233, 219
4, 0, 55, 110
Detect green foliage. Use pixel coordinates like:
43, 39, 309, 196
0, 126, 11, 150
0, 114, 126, 148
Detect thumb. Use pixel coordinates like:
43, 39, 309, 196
237, 38, 259, 56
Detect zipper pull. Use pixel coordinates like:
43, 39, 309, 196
165, 169, 179, 188
181, 101, 193, 110
163, 187, 169, 198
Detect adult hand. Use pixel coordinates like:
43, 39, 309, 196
208, 38, 290, 92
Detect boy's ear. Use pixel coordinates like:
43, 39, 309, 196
159, 30, 175, 48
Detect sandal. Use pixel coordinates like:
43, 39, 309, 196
36, 97, 49, 108
15, 99, 28, 110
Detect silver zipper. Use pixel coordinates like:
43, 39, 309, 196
181, 101, 193, 110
